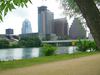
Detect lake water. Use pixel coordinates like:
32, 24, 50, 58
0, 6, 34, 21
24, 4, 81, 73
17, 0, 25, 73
0, 46, 77, 61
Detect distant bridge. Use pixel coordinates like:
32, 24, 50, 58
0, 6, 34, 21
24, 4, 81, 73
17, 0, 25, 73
42, 39, 94, 46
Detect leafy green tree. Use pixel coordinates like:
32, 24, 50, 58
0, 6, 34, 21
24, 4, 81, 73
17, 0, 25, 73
60, 0, 100, 49
0, 0, 32, 21
0, 39, 9, 48
18, 37, 42, 47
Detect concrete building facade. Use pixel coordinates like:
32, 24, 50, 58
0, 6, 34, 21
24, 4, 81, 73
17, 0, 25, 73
38, 6, 54, 34
69, 18, 86, 39
53, 18, 68, 40
6, 28, 13, 34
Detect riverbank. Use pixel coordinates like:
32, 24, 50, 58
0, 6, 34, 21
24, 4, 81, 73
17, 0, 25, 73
1, 53, 100, 75
0, 52, 99, 71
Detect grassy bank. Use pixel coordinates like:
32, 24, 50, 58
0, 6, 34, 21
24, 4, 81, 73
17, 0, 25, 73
0, 52, 100, 71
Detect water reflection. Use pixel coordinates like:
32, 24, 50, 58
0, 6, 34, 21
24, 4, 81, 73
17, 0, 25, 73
5, 49, 14, 60
56, 46, 77, 54
22, 48, 33, 59
0, 49, 14, 61
13, 48, 23, 60
32, 48, 40, 57
0, 48, 40, 61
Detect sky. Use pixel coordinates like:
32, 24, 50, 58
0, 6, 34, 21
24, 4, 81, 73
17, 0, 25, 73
0, 0, 72, 35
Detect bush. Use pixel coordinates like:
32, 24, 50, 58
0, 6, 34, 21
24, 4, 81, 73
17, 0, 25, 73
77, 40, 89, 52
89, 41, 98, 51
77, 39, 98, 52
42, 44, 57, 56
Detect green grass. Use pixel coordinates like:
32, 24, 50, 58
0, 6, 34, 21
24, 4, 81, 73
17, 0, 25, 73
0, 51, 100, 71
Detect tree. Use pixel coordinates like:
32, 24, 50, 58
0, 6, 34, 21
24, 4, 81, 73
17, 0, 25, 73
0, 39, 9, 48
60, 0, 100, 49
0, 0, 32, 21
18, 37, 42, 47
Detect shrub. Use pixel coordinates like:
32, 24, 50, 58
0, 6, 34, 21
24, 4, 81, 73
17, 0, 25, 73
42, 44, 57, 56
77, 39, 98, 52
89, 41, 98, 51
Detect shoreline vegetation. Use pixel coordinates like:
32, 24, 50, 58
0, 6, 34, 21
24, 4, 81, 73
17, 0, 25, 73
0, 51, 100, 71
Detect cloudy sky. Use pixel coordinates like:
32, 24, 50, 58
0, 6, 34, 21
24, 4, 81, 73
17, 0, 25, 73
0, 0, 72, 35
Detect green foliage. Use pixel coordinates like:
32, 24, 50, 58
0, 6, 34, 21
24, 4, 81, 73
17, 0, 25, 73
60, 0, 100, 25
0, 0, 32, 21
42, 44, 57, 56
77, 40, 98, 52
60, 0, 81, 17
0, 37, 41, 48
0, 39, 9, 48
95, 0, 100, 3
60, 0, 100, 17
89, 41, 99, 51
10, 43, 20, 48
18, 37, 41, 47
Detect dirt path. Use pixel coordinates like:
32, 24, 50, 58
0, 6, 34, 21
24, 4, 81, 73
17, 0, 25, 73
1, 54, 100, 75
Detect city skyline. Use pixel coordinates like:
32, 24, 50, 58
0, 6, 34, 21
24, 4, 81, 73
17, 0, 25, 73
0, 0, 70, 35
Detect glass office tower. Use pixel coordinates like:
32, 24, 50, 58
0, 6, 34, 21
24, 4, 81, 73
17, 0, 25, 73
22, 19, 32, 34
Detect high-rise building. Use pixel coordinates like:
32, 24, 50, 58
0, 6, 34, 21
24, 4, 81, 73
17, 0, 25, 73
53, 18, 68, 40
38, 6, 54, 34
6, 28, 14, 34
69, 18, 86, 39
22, 19, 32, 34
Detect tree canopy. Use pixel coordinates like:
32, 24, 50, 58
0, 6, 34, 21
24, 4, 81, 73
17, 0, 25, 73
0, 0, 32, 21
18, 37, 42, 47
60, 0, 100, 17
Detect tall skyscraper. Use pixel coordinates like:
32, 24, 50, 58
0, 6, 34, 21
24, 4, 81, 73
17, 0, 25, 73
53, 18, 68, 40
6, 28, 14, 34
38, 6, 54, 34
22, 19, 32, 34
69, 18, 86, 39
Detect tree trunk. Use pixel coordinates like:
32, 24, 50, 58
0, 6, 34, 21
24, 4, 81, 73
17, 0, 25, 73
74, 0, 100, 49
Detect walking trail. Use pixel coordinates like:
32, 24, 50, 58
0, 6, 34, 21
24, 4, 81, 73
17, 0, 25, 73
1, 54, 100, 75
